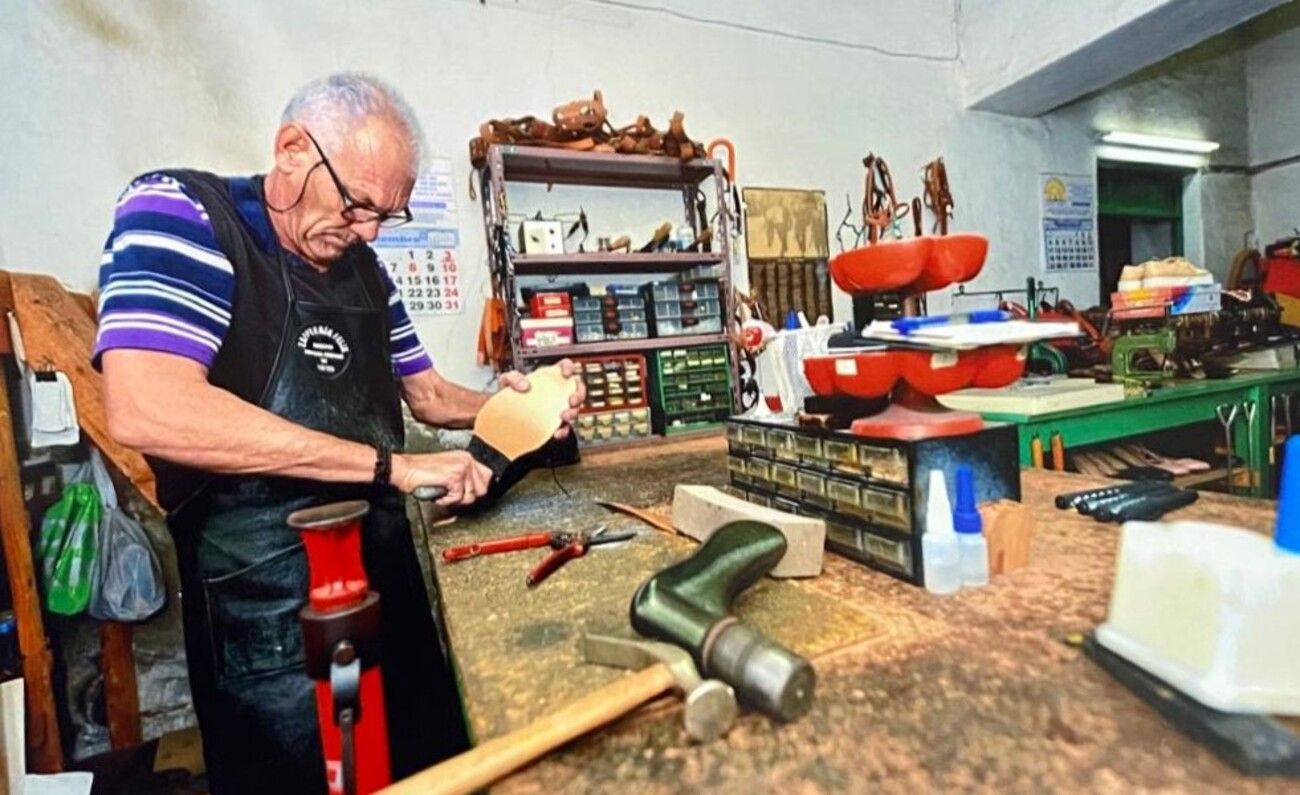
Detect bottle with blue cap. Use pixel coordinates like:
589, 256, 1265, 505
953, 465, 989, 587
1277, 436, 1300, 555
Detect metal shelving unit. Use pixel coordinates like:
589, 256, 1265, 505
516, 332, 730, 361
478, 144, 738, 386
512, 251, 725, 276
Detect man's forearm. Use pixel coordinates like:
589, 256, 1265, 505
403, 368, 489, 428
105, 355, 379, 483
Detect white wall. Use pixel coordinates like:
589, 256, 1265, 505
0, 0, 1089, 384
1247, 20, 1300, 243
0, 0, 1262, 385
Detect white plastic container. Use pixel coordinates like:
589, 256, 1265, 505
922, 471, 961, 595
1096, 520, 1300, 714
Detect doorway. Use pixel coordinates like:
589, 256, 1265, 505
1096, 163, 1191, 304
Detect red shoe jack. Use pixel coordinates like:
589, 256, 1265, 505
288, 500, 391, 795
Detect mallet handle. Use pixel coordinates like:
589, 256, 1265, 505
379, 663, 676, 795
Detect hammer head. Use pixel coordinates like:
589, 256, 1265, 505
581, 634, 736, 743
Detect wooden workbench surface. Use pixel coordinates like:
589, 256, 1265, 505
420, 436, 1293, 793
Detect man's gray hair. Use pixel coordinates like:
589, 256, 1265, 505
282, 72, 425, 176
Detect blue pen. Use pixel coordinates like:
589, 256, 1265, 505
892, 310, 1010, 335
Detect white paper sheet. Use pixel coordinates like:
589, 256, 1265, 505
862, 320, 1080, 350
2, 678, 23, 795
24, 773, 93, 795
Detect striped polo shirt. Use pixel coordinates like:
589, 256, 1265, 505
93, 172, 433, 377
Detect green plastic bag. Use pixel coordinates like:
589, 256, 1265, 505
38, 482, 102, 616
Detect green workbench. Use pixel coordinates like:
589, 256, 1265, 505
978, 370, 1300, 497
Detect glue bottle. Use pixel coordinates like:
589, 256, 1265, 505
1274, 435, 1300, 556
922, 470, 961, 595
953, 465, 989, 587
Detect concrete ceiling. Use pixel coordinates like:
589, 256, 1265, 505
961, 0, 1289, 116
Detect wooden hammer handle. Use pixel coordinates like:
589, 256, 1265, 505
379, 663, 677, 795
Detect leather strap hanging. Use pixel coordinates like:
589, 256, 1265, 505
922, 157, 953, 235
861, 154, 912, 243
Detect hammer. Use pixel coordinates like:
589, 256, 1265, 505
378, 635, 736, 795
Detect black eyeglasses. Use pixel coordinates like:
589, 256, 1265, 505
303, 129, 413, 228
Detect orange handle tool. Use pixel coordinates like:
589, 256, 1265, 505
442, 532, 554, 563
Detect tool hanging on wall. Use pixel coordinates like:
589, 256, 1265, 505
706, 138, 742, 239
835, 193, 863, 253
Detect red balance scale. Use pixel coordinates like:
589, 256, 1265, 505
803, 155, 1025, 440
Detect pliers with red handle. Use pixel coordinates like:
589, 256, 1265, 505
440, 526, 635, 587
441, 531, 566, 563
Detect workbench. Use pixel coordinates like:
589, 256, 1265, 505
418, 436, 1294, 793
979, 370, 1300, 497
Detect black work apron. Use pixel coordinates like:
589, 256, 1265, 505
169, 254, 466, 794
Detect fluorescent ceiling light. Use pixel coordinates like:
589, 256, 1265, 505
1100, 131, 1220, 153
1095, 144, 1209, 169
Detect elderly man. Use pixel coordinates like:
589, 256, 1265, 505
96, 73, 580, 792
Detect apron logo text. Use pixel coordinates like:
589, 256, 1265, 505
296, 324, 352, 377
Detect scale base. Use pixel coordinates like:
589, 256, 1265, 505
849, 385, 985, 441
1083, 633, 1300, 778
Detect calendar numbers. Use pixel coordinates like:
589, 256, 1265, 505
378, 247, 463, 315
1044, 228, 1095, 271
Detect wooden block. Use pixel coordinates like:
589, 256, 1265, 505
980, 500, 1034, 576
671, 485, 825, 578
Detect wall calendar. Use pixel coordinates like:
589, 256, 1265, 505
1040, 173, 1097, 273
374, 158, 465, 316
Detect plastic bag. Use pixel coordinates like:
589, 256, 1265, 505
86, 451, 165, 622
38, 482, 101, 616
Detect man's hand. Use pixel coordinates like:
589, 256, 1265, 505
393, 450, 493, 507
497, 370, 531, 394
553, 358, 585, 440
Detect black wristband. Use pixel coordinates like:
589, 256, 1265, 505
373, 445, 393, 486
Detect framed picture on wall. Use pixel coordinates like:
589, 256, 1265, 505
741, 188, 833, 324
742, 188, 830, 260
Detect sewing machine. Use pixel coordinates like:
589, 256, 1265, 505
1111, 328, 1177, 393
